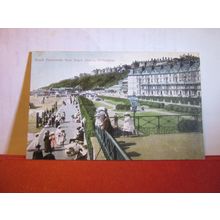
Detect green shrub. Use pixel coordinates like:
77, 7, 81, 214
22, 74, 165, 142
115, 104, 131, 111
177, 119, 201, 132
99, 95, 130, 105
164, 104, 173, 111
164, 104, 201, 114
140, 100, 164, 108
78, 96, 96, 158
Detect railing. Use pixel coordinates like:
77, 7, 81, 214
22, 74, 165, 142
95, 126, 130, 160
109, 114, 202, 136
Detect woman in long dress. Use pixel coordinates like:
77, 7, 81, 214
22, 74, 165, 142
123, 112, 135, 136
49, 132, 57, 149
55, 126, 62, 146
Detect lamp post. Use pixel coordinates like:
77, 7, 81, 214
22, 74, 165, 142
129, 94, 138, 135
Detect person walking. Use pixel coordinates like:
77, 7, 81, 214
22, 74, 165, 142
43, 130, 51, 152
49, 132, 56, 149
60, 129, 66, 147
55, 126, 62, 146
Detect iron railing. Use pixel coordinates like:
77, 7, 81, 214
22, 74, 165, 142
110, 114, 202, 136
95, 126, 130, 160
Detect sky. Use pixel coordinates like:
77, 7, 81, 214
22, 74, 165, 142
31, 51, 196, 90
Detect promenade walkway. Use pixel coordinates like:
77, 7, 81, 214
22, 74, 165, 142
26, 99, 82, 159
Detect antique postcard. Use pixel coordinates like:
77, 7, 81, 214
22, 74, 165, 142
26, 51, 204, 160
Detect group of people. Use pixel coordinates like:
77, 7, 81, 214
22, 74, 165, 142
65, 126, 87, 160
43, 126, 67, 151
69, 94, 77, 105
95, 107, 135, 137
44, 111, 66, 128
95, 107, 114, 136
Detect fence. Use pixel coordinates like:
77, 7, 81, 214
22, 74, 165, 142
95, 126, 130, 160
110, 114, 202, 136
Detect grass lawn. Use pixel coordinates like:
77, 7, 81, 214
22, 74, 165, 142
93, 101, 113, 110
136, 115, 180, 135
99, 95, 130, 105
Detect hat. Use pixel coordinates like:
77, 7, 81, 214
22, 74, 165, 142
96, 107, 106, 112
124, 112, 130, 116
35, 133, 40, 137
95, 113, 100, 117
58, 125, 61, 129
99, 111, 106, 116
50, 132, 55, 135
36, 144, 41, 149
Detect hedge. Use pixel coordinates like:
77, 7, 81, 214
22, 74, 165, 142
139, 100, 164, 108
164, 104, 201, 114
115, 104, 131, 111
99, 95, 130, 105
78, 96, 96, 158
138, 96, 201, 106
178, 119, 202, 132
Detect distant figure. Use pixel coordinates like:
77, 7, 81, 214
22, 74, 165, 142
33, 133, 40, 148
82, 117, 86, 128
51, 114, 55, 127
113, 113, 119, 129
69, 127, 84, 143
49, 132, 56, 149
102, 114, 114, 136
41, 97, 45, 104
60, 129, 66, 147
32, 144, 43, 160
95, 113, 102, 127
123, 112, 135, 136
55, 114, 61, 128
43, 130, 51, 153
55, 126, 62, 146
61, 112, 66, 122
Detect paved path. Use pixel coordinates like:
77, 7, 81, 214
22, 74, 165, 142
26, 100, 82, 159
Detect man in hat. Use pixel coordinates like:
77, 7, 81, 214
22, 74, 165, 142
43, 130, 51, 153
32, 144, 43, 160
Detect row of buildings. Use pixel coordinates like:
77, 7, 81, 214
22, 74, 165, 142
105, 55, 201, 105
92, 65, 129, 75
127, 55, 201, 97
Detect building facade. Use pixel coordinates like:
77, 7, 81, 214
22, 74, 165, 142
127, 56, 201, 102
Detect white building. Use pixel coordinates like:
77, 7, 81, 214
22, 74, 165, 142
128, 56, 201, 101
